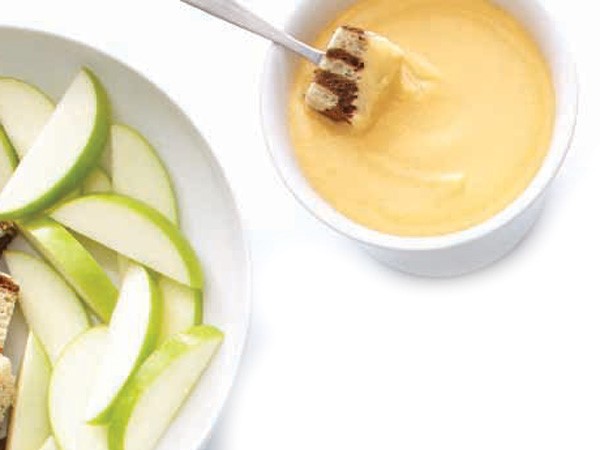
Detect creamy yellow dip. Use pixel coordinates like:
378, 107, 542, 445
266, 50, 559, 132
288, 0, 555, 236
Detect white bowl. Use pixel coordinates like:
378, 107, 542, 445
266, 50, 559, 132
0, 26, 251, 449
261, 0, 578, 277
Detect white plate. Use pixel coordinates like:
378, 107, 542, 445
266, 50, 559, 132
0, 26, 251, 450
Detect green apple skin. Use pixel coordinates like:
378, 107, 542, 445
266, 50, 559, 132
51, 194, 204, 289
77, 234, 120, 284
0, 68, 110, 220
99, 140, 112, 176
83, 167, 112, 194
87, 265, 162, 425
108, 326, 223, 450
4, 251, 90, 363
0, 124, 18, 189
38, 437, 58, 450
0, 77, 54, 158
18, 217, 118, 323
6, 334, 52, 450
158, 278, 203, 344
112, 124, 179, 224
48, 327, 109, 450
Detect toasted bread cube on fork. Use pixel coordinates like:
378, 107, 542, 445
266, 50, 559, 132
305, 26, 404, 130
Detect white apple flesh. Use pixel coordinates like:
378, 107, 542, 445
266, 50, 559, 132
112, 124, 178, 224
83, 167, 112, 194
6, 334, 52, 450
4, 251, 90, 363
158, 278, 202, 344
0, 77, 54, 158
51, 194, 204, 289
108, 325, 223, 450
86, 264, 161, 424
38, 437, 58, 450
49, 327, 109, 450
0, 69, 110, 219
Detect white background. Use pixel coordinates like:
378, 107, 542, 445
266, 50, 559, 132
1, 0, 597, 449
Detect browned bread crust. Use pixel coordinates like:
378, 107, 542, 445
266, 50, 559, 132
306, 26, 368, 123
0, 223, 17, 256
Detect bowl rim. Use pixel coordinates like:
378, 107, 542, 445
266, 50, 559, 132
0, 24, 252, 450
260, 0, 578, 252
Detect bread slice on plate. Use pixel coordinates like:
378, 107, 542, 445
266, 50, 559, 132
0, 354, 15, 424
0, 265, 20, 427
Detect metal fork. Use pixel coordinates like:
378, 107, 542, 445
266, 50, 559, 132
180, 0, 324, 65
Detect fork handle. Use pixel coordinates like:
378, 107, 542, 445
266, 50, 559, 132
181, 0, 323, 65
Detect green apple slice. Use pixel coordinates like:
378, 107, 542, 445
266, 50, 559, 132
158, 278, 202, 344
108, 325, 223, 450
0, 77, 54, 158
49, 327, 109, 450
38, 437, 58, 450
0, 69, 110, 220
6, 334, 52, 450
86, 264, 161, 424
0, 81, 85, 201
111, 125, 201, 337
0, 77, 111, 185
51, 194, 203, 288
4, 251, 89, 362
112, 124, 178, 224
0, 125, 18, 189
83, 167, 112, 194
18, 217, 117, 322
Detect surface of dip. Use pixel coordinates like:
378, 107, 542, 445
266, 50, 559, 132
288, 0, 555, 236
